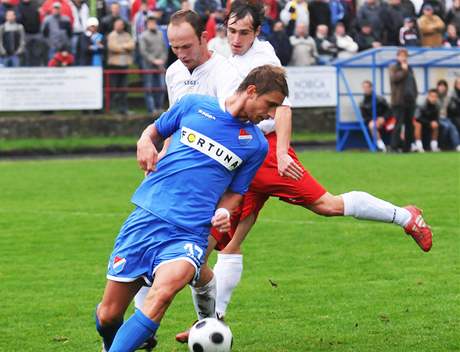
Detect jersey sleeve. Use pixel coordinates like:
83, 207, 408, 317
228, 136, 268, 194
154, 95, 192, 138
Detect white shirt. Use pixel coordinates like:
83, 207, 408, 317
228, 38, 291, 134
165, 52, 240, 106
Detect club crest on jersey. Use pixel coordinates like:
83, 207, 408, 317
181, 127, 242, 171
238, 129, 253, 145
112, 256, 126, 273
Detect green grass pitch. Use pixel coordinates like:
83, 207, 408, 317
0, 151, 458, 351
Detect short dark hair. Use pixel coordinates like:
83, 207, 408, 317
226, 0, 264, 32
437, 79, 448, 88
428, 88, 438, 95
169, 10, 205, 39
362, 80, 373, 86
237, 65, 289, 98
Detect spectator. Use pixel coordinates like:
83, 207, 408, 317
308, 0, 330, 37
356, 21, 382, 51
436, 79, 460, 151
208, 25, 231, 58
447, 77, 460, 133
360, 80, 391, 151
69, 0, 89, 64
280, 0, 309, 36
356, 0, 384, 41
131, 0, 156, 20
156, 0, 181, 24
0, 0, 20, 25
329, 0, 345, 29
332, 21, 358, 58
446, 0, 460, 33
139, 14, 167, 113
289, 22, 317, 65
48, 43, 74, 65
194, 0, 218, 21
259, 3, 275, 40
40, 0, 74, 25
18, 0, 46, 66
389, 48, 418, 152
418, 4, 445, 47
104, 0, 131, 22
132, 0, 153, 67
0, 9, 24, 67
96, 0, 106, 19
418, 0, 445, 19
381, 0, 413, 45
107, 18, 134, 114
263, 0, 279, 21
399, 17, 420, 46
443, 23, 460, 46
413, 88, 440, 152
100, 2, 129, 36
79, 16, 104, 66
42, 2, 72, 60
314, 23, 337, 63
401, 0, 416, 18
268, 20, 292, 66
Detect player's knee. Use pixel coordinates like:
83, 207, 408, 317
97, 304, 123, 327
309, 193, 344, 217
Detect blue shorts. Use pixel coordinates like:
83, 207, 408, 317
106, 207, 208, 286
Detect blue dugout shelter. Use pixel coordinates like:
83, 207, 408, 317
333, 47, 460, 151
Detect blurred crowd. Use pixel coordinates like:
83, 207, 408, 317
0, 0, 459, 69
0, 0, 458, 117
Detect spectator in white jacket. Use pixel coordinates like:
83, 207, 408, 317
70, 0, 89, 64
332, 21, 357, 59
289, 22, 317, 65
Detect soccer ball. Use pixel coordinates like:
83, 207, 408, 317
188, 318, 233, 352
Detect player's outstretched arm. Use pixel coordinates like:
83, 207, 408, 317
211, 191, 243, 233
274, 106, 304, 180
136, 123, 163, 173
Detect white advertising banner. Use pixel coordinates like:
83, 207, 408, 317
285, 66, 337, 107
0, 67, 103, 111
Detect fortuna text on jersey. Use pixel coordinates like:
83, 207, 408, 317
180, 126, 243, 171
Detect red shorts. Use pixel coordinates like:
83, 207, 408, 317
212, 132, 327, 250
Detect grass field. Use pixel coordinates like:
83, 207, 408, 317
1, 151, 459, 352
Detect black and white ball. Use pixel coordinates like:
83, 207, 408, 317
188, 318, 233, 352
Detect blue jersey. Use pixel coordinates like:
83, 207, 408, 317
131, 94, 268, 235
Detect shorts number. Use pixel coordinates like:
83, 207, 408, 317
184, 243, 204, 260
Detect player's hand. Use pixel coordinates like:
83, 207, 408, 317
277, 153, 304, 180
211, 208, 231, 233
137, 134, 158, 173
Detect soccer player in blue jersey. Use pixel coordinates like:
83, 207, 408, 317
95, 65, 288, 352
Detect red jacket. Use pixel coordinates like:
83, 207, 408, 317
48, 52, 74, 67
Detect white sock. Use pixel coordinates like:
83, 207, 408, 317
191, 274, 217, 320
134, 286, 149, 310
430, 140, 439, 151
342, 191, 411, 227
214, 253, 243, 318
415, 140, 424, 151
376, 139, 386, 151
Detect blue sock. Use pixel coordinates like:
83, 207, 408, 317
95, 308, 123, 351
109, 310, 159, 352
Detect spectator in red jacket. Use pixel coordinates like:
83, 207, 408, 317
48, 44, 74, 66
